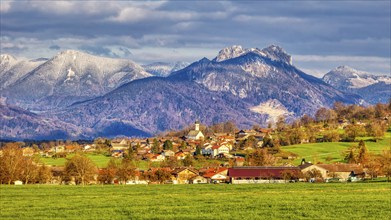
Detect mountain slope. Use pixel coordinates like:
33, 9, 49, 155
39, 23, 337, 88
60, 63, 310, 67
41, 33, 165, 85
170, 46, 361, 116
322, 66, 391, 104
51, 77, 265, 137
0, 102, 88, 140
0, 54, 45, 90
2, 50, 151, 110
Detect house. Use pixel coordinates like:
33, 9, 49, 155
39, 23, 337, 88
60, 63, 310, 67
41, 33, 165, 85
202, 167, 229, 183
111, 139, 129, 150
202, 144, 213, 156
175, 151, 187, 160
190, 175, 208, 184
162, 150, 175, 157
150, 154, 165, 162
211, 145, 230, 157
186, 120, 204, 140
50, 145, 65, 153
228, 167, 301, 184
299, 163, 364, 181
171, 167, 199, 184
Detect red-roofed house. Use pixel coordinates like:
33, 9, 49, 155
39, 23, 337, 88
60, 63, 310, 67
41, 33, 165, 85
202, 167, 229, 183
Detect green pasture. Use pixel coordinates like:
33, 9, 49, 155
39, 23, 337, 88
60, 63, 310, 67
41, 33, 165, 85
1, 183, 390, 219
284, 132, 391, 165
40, 154, 111, 168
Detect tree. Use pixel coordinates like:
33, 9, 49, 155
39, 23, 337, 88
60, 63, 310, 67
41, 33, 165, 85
344, 124, 366, 141
300, 114, 314, 127
183, 155, 195, 167
180, 141, 187, 150
117, 159, 136, 184
378, 150, 391, 182
161, 157, 179, 169
305, 169, 323, 182
261, 134, 273, 148
151, 138, 160, 154
37, 165, 52, 184
98, 158, 119, 184
323, 130, 340, 142
64, 154, 97, 185
248, 149, 277, 166
0, 143, 25, 184
366, 122, 386, 142
163, 140, 173, 150
21, 157, 39, 184
344, 146, 358, 164
356, 140, 368, 164
315, 107, 337, 123
276, 116, 287, 132
154, 169, 172, 184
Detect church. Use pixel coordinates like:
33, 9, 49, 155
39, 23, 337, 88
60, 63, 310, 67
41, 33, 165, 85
186, 120, 205, 140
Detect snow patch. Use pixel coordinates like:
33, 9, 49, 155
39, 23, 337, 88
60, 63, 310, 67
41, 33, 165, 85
249, 99, 293, 123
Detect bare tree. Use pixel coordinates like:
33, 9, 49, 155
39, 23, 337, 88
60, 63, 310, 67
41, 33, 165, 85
0, 143, 25, 184
64, 154, 97, 185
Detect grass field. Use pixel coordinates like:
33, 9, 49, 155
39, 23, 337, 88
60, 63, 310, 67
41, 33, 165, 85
1, 183, 390, 219
283, 132, 391, 164
40, 154, 112, 168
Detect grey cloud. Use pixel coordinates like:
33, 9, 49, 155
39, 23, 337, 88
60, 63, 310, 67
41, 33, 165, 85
49, 45, 61, 50
78, 45, 119, 58
0, 1, 389, 74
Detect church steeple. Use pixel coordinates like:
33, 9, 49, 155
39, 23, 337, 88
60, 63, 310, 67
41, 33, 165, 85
195, 120, 200, 131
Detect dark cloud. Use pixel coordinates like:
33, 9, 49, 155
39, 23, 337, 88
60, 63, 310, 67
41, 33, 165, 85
78, 45, 119, 58
0, 1, 389, 74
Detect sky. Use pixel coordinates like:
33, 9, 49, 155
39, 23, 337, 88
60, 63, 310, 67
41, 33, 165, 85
1, 0, 390, 77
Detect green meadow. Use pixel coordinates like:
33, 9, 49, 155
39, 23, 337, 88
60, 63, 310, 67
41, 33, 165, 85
1, 183, 390, 219
283, 132, 391, 164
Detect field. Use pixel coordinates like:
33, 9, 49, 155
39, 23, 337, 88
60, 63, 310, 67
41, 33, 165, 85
1, 183, 390, 219
283, 132, 391, 164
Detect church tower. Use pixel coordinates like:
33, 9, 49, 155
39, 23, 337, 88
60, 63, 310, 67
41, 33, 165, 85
195, 120, 200, 131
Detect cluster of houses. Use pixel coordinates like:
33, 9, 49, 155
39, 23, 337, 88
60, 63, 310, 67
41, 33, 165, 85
3, 120, 372, 185
108, 121, 270, 160
47, 162, 365, 185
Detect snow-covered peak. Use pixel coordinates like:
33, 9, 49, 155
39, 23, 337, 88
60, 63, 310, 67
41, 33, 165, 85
213, 45, 292, 65
214, 45, 247, 62
323, 66, 391, 89
143, 61, 190, 77
260, 45, 292, 65
330, 65, 367, 77
0, 54, 17, 64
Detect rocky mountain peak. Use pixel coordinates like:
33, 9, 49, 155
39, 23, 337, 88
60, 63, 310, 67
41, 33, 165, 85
261, 45, 292, 65
213, 45, 246, 62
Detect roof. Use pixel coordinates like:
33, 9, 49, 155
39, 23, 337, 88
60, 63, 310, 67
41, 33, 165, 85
298, 162, 314, 170
228, 167, 301, 179
315, 164, 364, 173
203, 167, 228, 178
172, 167, 199, 175
187, 130, 203, 137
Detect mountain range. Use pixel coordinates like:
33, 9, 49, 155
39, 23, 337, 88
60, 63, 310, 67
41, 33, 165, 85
0, 46, 389, 140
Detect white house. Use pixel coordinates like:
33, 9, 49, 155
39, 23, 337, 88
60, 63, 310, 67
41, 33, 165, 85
212, 145, 230, 157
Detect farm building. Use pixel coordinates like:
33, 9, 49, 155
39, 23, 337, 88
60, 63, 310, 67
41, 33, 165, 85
228, 167, 301, 184
299, 163, 365, 181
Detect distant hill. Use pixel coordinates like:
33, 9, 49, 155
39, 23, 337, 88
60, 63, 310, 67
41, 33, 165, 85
143, 61, 190, 77
322, 66, 391, 104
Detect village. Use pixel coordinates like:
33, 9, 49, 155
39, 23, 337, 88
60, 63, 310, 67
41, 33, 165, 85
2, 118, 380, 186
